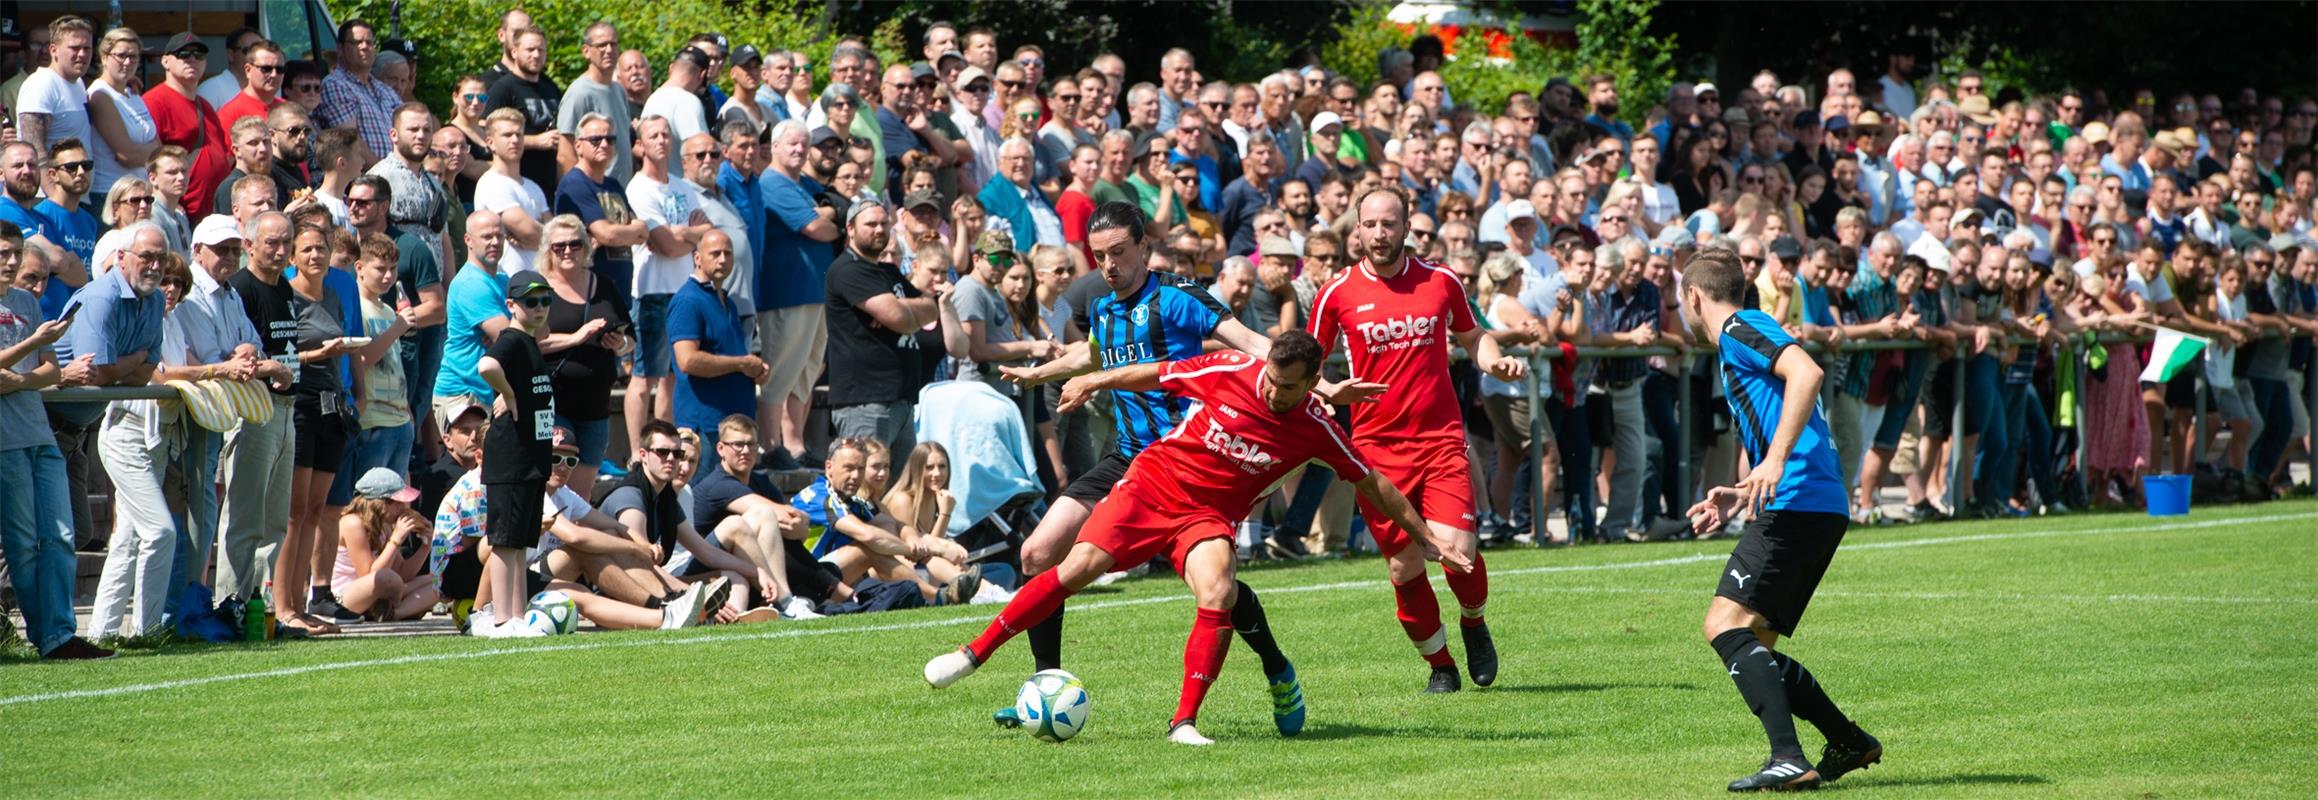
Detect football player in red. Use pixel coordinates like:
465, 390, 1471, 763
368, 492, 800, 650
1308, 189, 1527, 692
923, 330, 1437, 745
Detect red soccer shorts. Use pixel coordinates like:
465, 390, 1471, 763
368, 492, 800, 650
1353, 436, 1477, 558
1077, 475, 1235, 570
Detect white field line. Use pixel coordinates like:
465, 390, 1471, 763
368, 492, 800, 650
4, 510, 2310, 708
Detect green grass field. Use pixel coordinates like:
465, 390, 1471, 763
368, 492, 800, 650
4, 503, 2314, 798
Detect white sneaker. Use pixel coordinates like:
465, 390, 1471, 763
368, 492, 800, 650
499, 617, 549, 638
969, 581, 1014, 605
1166, 722, 1214, 746
662, 583, 707, 630
923, 647, 978, 688
468, 606, 501, 637
778, 595, 824, 620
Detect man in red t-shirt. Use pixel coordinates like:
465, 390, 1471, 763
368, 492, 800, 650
1307, 188, 1526, 693
216, 40, 286, 136
926, 332, 1436, 746
143, 33, 232, 218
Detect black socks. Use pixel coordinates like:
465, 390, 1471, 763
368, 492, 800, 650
1029, 601, 1064, 671
1713, 628, 1805, 761
1231, 581, 1292, 677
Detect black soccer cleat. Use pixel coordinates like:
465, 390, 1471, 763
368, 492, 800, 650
1425, 665, 1462, 693
1726, 758, 1820, 792
1460, 623, 1498, 687
1816, 728, 1882, 783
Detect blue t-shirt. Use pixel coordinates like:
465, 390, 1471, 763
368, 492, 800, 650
552, 169, 637, 293
667, 276, 754, 436
791, 474, 876, 558
31, 200, 97, 265
717, 163, 769, 302
5, 199, 74, 319
435, 263, 507, 402
1084, 272, 1227, 456
757, 170, 831, 309
1168, 151, 1222, 212
1716, 309, 1847, 515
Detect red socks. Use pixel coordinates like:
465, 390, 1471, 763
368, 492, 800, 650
1171, 607, 1235, 727
1443, 554, 1489, 628
967, 570, 1072, 663
1392, 576, 1455, 668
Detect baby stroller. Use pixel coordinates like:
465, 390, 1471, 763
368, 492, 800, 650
914, 379, 1048, 589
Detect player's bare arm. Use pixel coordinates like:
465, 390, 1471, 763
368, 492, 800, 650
1454, 325, 1526, 382
1002, 339, 1096, 386
1056, 361, 1167, 413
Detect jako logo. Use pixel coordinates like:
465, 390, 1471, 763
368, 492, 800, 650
1355, 314, 1438, 345
1201, 420, 1276, 473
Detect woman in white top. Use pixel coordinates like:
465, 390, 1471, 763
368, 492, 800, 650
332, 468, 440, 621
85, 27, 157, 208
1472, 251, 1565, 544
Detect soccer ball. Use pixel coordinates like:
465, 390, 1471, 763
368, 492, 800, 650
524, 590, 579, 635
1015, 669, 1092, 742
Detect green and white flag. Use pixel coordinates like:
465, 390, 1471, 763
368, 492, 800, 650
2137, 327, 2208, 383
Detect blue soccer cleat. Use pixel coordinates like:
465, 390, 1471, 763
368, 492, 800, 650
1269, 663, 1307, 736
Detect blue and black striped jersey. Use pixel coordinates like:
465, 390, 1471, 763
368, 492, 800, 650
1085, 272, 1230, 456
1717, 310, 1849, 514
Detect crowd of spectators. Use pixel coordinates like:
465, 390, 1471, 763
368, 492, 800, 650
4, 12, 2317, 653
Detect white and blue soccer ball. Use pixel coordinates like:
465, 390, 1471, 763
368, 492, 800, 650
524, 590, 579, 635
1015, 669, 1092, 742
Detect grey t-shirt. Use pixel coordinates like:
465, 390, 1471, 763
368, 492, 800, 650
1249, 280, 1287, 334
0, 289, 59, 451
952, 273, 1019, 383
557, 75, 635, 184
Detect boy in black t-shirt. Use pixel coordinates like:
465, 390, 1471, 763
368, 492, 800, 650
473, 270, 558, 637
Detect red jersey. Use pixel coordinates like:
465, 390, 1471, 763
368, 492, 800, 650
1307, 254, 1479, 443
1127, 352, 1371, 519
143, 83, 232, 218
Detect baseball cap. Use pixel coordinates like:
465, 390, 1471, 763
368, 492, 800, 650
955, 66, 990, 90
844, 197, 887, 226
2080, 121, 2112, 145
731, 45, 764, 68
674, 47, 711, 72
1768, 235, 1803, 261
1949, 208, 1984, 229
1794, 110, 1822, 130
936, 49, 966, 68
809, 126, 845, 148
438, 399, 489, 436
1923, 247, 1955, 273
1693, 82, 1718, 97
192, 215, 243, 248
2150, 130, 2185, 156
164, 32, 208, 56
1503, 199, 1538, 222
506, 269, 552, 297
975, 229, 1017, 257
1307, 111, 1344, 135
1823, 115, 1850, 133
902, 188, 944, 214
354, 467, 421, 503
1852, 110, 1887, 132
1258, 236, 1298, 258
908, 62, 935, 82
551, 426, 579, 454
1652, 223, 1695, 251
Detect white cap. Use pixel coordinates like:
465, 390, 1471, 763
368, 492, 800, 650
1949, 207, 1984, 229
192, 214, 243, 248
1503, 199, 1538, 222
2070, 257, 2098, 279
1693, 82, 1718, 96
1307, 111, 1344, 134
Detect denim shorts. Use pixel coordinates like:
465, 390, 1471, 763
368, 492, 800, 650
631, 293, 674, 378
553, 414, 611, 465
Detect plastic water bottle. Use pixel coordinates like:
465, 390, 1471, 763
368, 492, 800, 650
246, 594, 273, 641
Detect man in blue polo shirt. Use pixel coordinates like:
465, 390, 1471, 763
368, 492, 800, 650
669, 229, 764, 438
57, 223, 167, 635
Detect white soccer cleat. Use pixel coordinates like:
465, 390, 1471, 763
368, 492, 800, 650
924, 647, 978, 688
1166, 722, 1214, 746
497, 619, 548, 638
467, 606, 501, 637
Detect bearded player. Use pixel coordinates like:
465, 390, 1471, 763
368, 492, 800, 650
926, 331, 1436, 745
1307, 189, 1525, 693
1680, 247, 1881, 791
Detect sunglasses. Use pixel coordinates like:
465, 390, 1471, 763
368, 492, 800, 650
718, 439, 753, 449
1740, 256, 1765, 266
252, 64, 282, 74
115, 195, 154, 206
50, 160, 93, 173
515, 295, 554, 309
462, 93, 488, 103
549, 240, 585, 253
1000, 80, 1027, 90
275, 125, 313, 137
577, 135, 612, 146
551, 454, 582, 469
645, 446, 684, 460
687, 150, 724, 162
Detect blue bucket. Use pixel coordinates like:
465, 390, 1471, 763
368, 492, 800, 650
2145, 474, 2191, 517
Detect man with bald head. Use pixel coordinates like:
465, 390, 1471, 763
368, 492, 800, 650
216, 212, 304, 626
670, 228, 765, 438
63, 225, 168, 640
432, 210, 513, 427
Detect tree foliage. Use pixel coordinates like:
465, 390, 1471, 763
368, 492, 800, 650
1321, 0, 1677, 121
